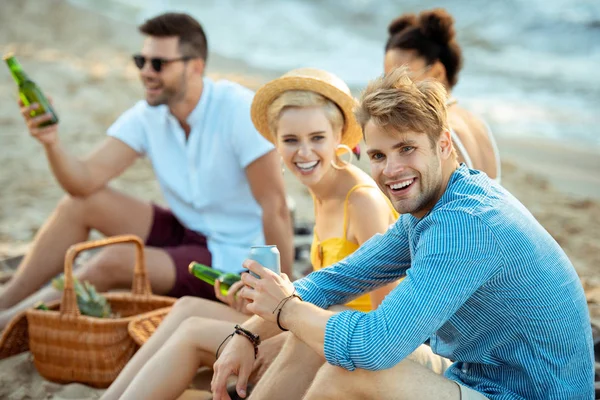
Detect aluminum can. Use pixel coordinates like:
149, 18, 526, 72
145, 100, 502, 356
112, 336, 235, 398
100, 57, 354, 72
248, 245, 281, 278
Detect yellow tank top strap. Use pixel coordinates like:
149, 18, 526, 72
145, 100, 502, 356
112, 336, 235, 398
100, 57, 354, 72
342, 184, 379, 237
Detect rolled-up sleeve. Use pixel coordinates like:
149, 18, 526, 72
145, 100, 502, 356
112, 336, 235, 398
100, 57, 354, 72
321, 211, 502, 371
324, 310, 364, 370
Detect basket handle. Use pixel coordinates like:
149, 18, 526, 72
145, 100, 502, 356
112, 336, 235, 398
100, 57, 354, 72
59, 234, 152, 317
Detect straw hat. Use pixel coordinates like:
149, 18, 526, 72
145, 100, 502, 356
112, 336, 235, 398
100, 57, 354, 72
251, 68, 362, 149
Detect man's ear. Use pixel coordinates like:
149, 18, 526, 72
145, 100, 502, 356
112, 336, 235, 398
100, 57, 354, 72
191, 58, 205, 75
438, 129, 453, 159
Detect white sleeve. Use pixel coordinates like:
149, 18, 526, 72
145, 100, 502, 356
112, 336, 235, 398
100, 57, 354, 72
230, 89, 275, 168
107, 102, 148, 155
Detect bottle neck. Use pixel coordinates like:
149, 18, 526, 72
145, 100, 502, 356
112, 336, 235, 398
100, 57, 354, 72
5, 57, 30, 85
190, 263, 220, 286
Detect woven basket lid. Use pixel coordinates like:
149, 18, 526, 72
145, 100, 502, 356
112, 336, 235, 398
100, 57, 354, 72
251, 68, 362, 148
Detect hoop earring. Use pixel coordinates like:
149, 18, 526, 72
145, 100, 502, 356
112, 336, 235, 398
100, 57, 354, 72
331, 144, 353, 170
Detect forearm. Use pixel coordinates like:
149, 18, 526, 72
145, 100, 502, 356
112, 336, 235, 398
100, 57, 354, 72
280, 298, 331, 358
44, 142, 95, 196
240, 315, 281, 340
262, 205, 294, 277
294, 228, 410, 309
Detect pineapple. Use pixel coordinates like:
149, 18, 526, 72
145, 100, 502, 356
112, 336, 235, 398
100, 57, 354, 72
51, 274, 112, 318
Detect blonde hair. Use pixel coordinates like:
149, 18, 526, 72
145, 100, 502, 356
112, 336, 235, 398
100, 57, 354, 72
355, 67, 449, 147
267, 90, 344, 138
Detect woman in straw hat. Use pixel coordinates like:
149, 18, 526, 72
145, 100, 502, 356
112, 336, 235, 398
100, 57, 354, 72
104, 68, 399, 400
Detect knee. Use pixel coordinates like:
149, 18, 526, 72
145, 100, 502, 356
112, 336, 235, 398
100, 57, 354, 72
170, 296, 202, 320
55, 191, 105, 221
56, 194, 85, 218
315, 363, 347, 383
306, 364, 349, 399
281, 334, 324, 366
78, 246, 134, 290
281, 333, 304, 355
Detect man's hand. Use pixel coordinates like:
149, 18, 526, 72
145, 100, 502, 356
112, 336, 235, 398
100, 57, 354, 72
214, 280, 253, 316
238, 259, 296, 324
212, 334, 257, 400
19, 99, 59, 146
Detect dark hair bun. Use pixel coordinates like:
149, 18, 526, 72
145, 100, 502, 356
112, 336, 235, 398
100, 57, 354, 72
418, 8, 455, 45
388, 14, 417, 36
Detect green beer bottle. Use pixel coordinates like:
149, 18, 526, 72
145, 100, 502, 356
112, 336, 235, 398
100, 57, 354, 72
3, 53, 59, 126
188, 262, 242, 296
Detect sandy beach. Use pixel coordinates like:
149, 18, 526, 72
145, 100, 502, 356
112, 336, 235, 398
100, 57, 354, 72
0, 0, 598, 398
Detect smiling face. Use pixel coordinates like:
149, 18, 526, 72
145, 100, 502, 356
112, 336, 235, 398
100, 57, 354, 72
365, 120, 453, 218
139, 36, 200, 106
275, 106, 341, 187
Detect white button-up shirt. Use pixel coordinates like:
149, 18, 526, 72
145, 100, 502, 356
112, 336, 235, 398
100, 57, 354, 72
108, 77, 274, 273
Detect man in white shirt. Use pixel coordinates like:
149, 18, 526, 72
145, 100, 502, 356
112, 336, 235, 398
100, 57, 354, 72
0, 12, 293, 329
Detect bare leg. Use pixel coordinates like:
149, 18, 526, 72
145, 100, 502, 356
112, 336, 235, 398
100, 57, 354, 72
0, 243, 178, 329
0, 188, 154, 309
119, 316, 241, 400
102, 297, 248, 400
303, 346, 461, 400
249, 334, 325, 400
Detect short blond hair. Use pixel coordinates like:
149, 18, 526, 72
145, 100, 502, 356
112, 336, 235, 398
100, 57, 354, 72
355, 67, 449, 146
267, 90, 344, 138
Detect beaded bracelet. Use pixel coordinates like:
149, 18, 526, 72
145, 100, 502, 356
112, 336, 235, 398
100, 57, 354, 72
216, 325, 261, 360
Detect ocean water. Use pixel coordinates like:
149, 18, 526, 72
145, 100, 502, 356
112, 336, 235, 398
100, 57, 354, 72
68, 0, 600, 147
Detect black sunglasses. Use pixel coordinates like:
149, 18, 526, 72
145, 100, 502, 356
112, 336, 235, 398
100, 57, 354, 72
132, 54, 195, 72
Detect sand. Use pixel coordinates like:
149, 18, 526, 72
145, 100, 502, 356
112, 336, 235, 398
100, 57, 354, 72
0, 0, 598, 398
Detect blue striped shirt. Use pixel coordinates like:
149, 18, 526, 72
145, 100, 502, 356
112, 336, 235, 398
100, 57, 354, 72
294, 165, 594, 400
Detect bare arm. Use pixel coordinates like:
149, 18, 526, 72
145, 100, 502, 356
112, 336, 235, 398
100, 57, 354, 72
19, 100, 138, 197
213, 219, 410, 399
347, 187, 399, 309
211, 313, 283, 400
280, 297, 331, 356
239, 264, 333, 358
245, 150, 294, 276
45, 137, 139, 197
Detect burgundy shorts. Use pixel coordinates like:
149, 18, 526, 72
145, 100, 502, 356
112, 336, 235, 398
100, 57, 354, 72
146, 204, 216, 300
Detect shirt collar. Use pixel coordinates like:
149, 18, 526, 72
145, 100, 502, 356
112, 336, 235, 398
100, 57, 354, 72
412, 163, 470, 221
186, 76, 213, 126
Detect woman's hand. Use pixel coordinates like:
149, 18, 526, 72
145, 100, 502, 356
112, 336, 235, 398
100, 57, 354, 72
238, 259, 296, 323
214, 280, 253, 315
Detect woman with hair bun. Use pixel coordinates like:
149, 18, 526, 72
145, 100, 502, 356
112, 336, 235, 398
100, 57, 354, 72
384, 8, 501, 183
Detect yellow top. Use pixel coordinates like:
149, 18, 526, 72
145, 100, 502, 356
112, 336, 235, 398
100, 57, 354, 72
310, 184, 399, 312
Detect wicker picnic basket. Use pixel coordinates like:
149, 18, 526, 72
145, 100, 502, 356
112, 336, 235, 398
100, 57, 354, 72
0, 309, 33, 359
127, 306, 172, 346
25, 234, 176, 388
